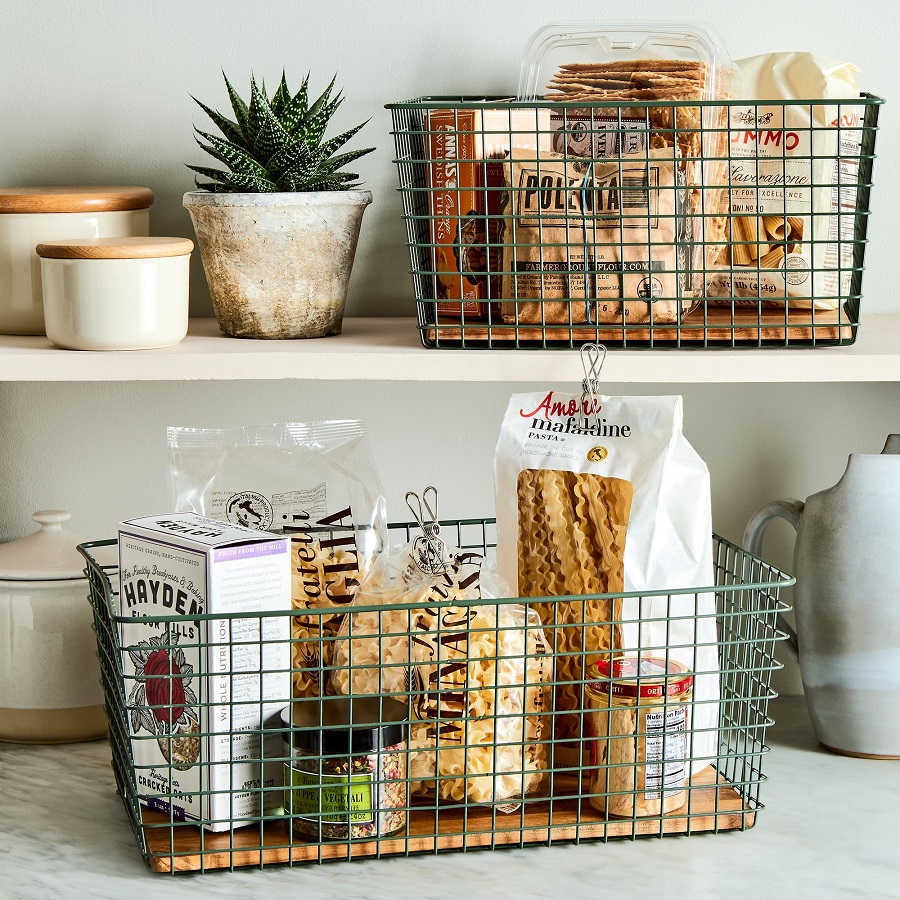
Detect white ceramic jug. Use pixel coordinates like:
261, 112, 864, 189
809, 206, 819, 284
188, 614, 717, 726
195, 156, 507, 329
743, 435, 900, 758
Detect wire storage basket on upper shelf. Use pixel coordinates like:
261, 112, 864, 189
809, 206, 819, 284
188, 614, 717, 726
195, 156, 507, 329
79, 519, 792, 875
386, 95, 882, 349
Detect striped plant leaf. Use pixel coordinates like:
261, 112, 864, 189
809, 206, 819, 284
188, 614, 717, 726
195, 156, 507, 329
266, 136, 317, 180
317, 146, 374, 175
295, 78, 337, 142
271, 71, 290, 117
221, 171, 280, 192
252, 99, 291, 163
186, 164, 231, 183
194, 129, 270, 177
318, 120, 370, 158
191, 96, 248, 149
222, 72, 252, 142
247, 75, 269, 146
279, 73, 310, 134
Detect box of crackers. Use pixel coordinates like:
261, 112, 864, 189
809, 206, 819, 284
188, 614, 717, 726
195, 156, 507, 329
425, 106, 551, 318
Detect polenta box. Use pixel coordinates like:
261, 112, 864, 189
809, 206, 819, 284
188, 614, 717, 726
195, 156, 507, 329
117, 512, 291, 832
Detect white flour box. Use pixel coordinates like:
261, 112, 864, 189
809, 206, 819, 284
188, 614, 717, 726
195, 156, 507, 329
117, 513, 291, 831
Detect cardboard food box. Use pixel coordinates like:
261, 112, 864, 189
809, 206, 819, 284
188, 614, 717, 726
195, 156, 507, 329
117, 512, 291, 831
426, 107, 551, 318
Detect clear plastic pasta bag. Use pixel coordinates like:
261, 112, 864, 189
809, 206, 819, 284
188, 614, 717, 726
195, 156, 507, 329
330, 532, 550, 810
166, 421, 387, 697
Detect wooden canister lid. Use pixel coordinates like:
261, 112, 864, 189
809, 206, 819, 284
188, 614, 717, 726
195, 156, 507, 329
0, 186, 154, 214
36, 236, 194, 259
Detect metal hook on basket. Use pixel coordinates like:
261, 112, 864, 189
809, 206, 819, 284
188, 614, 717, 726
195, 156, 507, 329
578, 160, 600, 327
580, 342, 608, 431
405, 486, 446, 572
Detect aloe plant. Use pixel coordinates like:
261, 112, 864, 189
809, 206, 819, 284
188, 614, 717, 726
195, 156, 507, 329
188, 71, 374, 193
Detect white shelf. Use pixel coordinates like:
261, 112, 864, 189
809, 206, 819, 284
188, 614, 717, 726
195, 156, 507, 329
0, 315, 898, 383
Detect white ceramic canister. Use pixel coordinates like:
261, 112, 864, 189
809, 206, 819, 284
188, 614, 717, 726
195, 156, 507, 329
0, 186, 153, 334
0, 510, 107, 743
37, 236, 193, 350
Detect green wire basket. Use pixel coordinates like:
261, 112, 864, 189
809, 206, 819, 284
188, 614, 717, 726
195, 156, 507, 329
386, 95, 883, 349
79, 519, 792, 874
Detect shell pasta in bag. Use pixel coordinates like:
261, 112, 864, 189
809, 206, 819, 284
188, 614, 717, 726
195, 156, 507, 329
330, 518, 550, 809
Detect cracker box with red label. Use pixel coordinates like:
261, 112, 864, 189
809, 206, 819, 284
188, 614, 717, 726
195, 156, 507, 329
117, 512, 291, 831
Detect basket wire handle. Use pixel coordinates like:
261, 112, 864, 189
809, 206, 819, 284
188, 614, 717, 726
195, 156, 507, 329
580, 342, 608, 431
405, 486, 445, 571
579, 161, 599, 326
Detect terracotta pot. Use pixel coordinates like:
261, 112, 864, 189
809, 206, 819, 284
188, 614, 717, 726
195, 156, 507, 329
183, 191, 371, 339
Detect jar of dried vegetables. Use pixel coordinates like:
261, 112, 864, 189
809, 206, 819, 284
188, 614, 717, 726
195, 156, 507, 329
282, 697, 408, 841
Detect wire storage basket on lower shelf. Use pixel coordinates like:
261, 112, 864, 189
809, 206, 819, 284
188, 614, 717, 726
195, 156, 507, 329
79, 519, 792, 875
387, 95, 882, 349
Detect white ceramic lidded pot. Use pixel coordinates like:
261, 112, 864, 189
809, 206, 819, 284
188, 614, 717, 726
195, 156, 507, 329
0, 510, 106, 743
0, 186, 153, 334
37, 236, 193, 350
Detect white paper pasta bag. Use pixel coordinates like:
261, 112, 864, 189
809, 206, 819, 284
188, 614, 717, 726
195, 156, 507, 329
166, 421, 387, 697
707, 52, 864, 307
495, 390, 718, 774
330, 537, 550, 809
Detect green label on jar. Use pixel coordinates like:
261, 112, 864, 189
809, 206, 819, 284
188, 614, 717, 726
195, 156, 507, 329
285, 764, 374, 824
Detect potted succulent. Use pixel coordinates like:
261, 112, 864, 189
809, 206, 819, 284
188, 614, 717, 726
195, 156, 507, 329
183, 72, 374, 339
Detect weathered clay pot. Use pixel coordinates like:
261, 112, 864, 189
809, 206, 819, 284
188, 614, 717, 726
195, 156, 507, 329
183, 191, 371, 339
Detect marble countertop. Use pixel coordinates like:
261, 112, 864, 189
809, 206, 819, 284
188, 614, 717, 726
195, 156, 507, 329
1, 696, 897, 900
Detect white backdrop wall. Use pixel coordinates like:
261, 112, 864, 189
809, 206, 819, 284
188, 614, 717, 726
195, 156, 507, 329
2, 1, 899, 696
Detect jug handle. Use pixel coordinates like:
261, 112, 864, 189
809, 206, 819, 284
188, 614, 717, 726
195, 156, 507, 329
743, 499, 804, 665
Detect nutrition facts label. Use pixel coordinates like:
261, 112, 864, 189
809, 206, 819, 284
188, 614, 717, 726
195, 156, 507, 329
644, 706, 688, 800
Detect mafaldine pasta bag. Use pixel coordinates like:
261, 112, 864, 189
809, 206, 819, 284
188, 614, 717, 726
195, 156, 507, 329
708, 52, 864, 307
494, 390, 718, 773
167, 421, 387, 698
329, 535, 550, 810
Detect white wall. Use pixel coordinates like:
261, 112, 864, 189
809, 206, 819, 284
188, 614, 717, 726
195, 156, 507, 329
2, 1, 899, 697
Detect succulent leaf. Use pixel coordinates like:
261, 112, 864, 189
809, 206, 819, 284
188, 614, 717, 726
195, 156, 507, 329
195, 129, 270, 178
221, 171, 280, 192
191, 96, 248, 149
252, 98, 291, 163
186, 164, 230, 183
222, 72, 252, 142
279, 73, 310, 134
318, 120, 370, 158
271, 71, 290, 117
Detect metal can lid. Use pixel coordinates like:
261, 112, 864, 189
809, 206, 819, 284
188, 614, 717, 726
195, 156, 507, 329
587, 656, 694, 700
281, 697, 408, 755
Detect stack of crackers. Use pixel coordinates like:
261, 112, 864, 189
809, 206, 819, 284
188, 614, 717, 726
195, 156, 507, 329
546, 59, 732, 281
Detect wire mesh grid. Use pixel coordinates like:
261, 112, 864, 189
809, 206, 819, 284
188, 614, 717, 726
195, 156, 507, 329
79, 521, 792, 874
387, 95, 882, 348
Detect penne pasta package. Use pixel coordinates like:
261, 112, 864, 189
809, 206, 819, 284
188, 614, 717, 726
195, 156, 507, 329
708, 52, 864, 307
495, 389, 718, 772
166, 421, 387, 698
330, 536, 550, 810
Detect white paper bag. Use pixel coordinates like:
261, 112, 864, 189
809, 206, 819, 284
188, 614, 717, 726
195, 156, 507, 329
494, 390, 718, 772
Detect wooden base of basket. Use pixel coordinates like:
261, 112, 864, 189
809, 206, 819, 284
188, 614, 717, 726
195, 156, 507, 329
140, 765, 755, 874
423, 306, 854, 345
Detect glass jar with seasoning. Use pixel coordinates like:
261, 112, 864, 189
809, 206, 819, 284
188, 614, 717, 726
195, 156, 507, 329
282, 697, 408, 841
586, 656, 694, 818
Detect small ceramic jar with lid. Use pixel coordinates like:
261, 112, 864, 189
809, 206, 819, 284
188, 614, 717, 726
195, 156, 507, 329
0, 510, 108, 743
37, 236, 193, 350
0, 186, 153, 334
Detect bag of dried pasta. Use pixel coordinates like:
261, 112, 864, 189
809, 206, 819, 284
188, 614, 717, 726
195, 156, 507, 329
330, 534, 550, 810
494, 389, 719, 776
166, 421, 387, 697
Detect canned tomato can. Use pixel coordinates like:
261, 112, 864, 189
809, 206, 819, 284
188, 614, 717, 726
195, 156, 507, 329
586, 656, 694, 817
